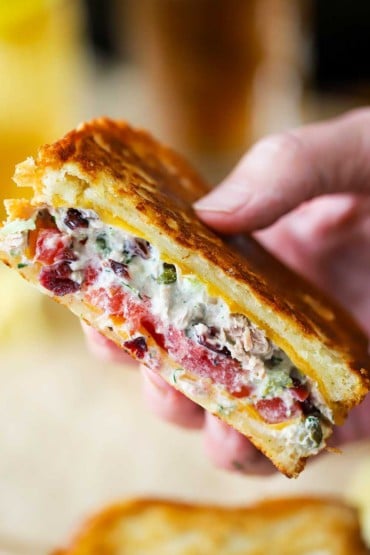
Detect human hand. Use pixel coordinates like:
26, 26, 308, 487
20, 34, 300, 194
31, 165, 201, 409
84, 109, 370, 476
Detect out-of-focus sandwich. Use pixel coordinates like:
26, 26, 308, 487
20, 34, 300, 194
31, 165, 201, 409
54, 497, 369, 554
0, 118, 369, 477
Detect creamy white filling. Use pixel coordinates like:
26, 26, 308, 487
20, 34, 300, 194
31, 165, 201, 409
3, 207, 333, 453
53, 209, 299, 394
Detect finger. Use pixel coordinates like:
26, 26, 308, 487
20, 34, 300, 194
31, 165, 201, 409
203, 413, 275, 476
330, 394, 370, 447
141, 366, 204, 429
81, 321, 137, 366
254, 194, 360, 271
194, 108, 370, 232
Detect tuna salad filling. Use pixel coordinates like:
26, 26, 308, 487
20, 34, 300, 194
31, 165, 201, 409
1, 207, 333, 453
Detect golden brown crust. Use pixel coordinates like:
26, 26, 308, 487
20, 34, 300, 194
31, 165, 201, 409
55, 497, 369, 554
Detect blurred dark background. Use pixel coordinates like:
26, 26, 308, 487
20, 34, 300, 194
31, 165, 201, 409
83, 0, 370, 93
313, 0, 370, 92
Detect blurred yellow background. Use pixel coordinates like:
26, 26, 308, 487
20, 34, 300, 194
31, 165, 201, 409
0, 1, 369, 553
0, 0, 83, 217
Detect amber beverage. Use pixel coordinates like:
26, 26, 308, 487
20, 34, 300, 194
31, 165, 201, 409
128, 0, 264, 180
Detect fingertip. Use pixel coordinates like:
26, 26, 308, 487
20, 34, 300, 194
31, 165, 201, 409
141, 366, 204, 429
330, 394, 370, 447
203, 413, 275, 476
193, 180, 255, 234
81, 321, 137, 366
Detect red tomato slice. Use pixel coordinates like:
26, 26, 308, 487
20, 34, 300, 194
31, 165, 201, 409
83, 266, 100, 288
256, 398, 300, 424
165, 327, 243, 392
233, 385, 252, 398
35, 229, 70, 265
85, 286, 147, 332
291, 385, 309, 402
85, 287, 124, 315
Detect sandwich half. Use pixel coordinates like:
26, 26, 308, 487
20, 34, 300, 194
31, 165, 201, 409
55, 497, 369, 555
0, 118, 369, 477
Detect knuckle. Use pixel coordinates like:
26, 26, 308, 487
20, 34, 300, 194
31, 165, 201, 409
343, 107, 370, 127
250, 131, 306, 163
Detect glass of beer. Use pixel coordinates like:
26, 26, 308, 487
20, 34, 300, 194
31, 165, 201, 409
126, 0, 309, 182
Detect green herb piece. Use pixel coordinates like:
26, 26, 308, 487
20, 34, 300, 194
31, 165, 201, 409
262, 370, 293, 397
96, 234, 111, 254
217, 403, 235, 416
171, 368, 183, 385
265, 355, 283, 368
17, 263, 28, 269
304, 415, 323, 446
157, 263, 177, 284
121, 250, 133, 264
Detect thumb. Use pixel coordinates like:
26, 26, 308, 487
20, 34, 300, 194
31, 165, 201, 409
194, 109, 370, 233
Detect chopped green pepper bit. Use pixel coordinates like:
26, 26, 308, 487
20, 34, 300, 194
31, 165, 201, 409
96, 234, 111, 254
157, 263, 177, 284
305, 415, 323, 446
217, 403, 235, 416
121, 250, 133, 264
262, 370, 293, 397
17, 263, 28, 269
266, 355, 283, 368
171, 368, 183, 385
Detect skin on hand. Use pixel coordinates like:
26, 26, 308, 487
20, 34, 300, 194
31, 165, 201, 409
83, 108, 370, 476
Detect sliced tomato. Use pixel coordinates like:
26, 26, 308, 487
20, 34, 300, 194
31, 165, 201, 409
35, 229, 70, 265
165, 327, 244, 393
255, 398, 300, 424
83, 266, 100, 288
85, 287, 147, 332
233, 385, 253, 398
84, 286, 264, 396
85, 286, 124, 315
291, 385, 309, 402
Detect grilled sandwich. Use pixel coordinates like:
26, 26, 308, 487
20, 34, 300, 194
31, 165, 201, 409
55, 497, 369, 555
1, 118, 369, 477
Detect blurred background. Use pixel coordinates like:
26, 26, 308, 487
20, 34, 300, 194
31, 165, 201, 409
0, 1, 370, 553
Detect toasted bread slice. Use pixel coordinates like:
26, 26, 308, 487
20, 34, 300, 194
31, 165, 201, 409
0, 118, 369, 477
55, 497, 369, 555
